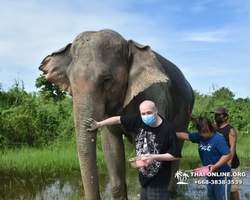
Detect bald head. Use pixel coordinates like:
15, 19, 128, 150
139, 100, 157, 116
139, 100, 160, 126
139, 100, 155, 111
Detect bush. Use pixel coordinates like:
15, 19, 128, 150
1, 79, 249, 148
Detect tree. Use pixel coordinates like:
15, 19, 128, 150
35, 74, 67, 101
210, 85, 235, 100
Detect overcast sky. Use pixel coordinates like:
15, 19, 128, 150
0, 0, 249, 99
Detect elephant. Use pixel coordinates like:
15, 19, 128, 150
39, 29, 194, 200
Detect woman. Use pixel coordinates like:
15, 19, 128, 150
177, 117, 232, 200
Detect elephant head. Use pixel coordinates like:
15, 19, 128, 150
39, 29, 173, 199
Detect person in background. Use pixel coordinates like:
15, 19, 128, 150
84, 100, 182, 200
189, 106, 240, 200
177, 117, 232, 200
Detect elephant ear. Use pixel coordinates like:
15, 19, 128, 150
124, 40, 170, 107
39, 43, 73, 95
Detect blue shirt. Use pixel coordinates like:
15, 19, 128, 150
189, 132, 231, 173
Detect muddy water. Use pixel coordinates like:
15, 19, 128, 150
179, 158, 250, 200
0, 159, 249, 200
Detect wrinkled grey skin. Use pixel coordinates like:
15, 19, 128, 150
39, 29, 194, 200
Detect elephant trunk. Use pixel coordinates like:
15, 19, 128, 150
73, 92, 105, 200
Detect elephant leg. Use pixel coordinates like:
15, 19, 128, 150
168, 139, 185, 198
168, 160, 180, 198
101, 126, 128, 200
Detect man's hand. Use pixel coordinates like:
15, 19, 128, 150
144, 154, 155, 167
84, 118, 99, 131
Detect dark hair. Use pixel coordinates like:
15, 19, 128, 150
196, 117, 214, 132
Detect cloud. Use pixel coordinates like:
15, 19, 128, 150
190, 6, 207, 13
182, 31, 226, 43
0, 0, 250, 99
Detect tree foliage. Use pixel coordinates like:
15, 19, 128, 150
0, 79, 249, 148
0, 80, 74, 147
189, 86, 250, 137
35, 75, 67, 101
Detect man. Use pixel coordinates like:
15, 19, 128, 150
189, 106, 240, 200
84, 100, 182, 200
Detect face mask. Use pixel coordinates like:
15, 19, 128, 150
215, 115, 223, 125
142, 115, 156, 126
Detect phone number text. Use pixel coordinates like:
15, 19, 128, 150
194, 180, 242, 185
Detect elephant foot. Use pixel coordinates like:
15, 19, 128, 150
110, 183, 128, 200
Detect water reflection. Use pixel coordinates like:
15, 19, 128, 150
0, 171, 85, 200
0, 159, 249, 200
180, 158, 250, 200
41, 180, 75, 200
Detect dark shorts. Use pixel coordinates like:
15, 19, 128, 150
140, 185, 169, 200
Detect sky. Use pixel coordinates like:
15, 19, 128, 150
0, 0, 249, 99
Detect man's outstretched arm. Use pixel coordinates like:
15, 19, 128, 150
84, 116, 121, 131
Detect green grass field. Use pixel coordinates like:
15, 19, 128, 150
0, 135, 249, 174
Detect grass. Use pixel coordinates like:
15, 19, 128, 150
0, 134, 249, 175
0, 136, 136, 175
0, 140, 79, 174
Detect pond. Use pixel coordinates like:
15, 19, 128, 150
1, 158, 249, 200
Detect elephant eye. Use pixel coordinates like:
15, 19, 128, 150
102, 77, 113, 89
